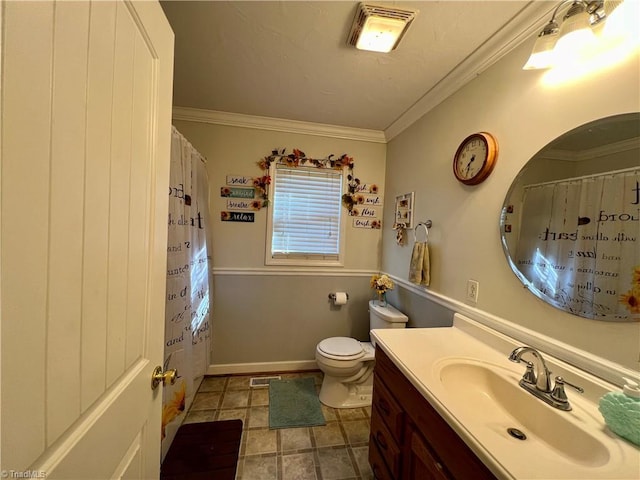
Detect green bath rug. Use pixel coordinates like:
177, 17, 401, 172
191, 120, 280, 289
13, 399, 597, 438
269, 377, 326, 429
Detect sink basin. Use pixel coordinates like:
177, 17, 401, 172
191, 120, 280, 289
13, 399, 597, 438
436, 358, 610, 468
372, 322, 640, 479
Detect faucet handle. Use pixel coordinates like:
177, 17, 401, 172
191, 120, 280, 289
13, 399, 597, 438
551, 376, 584, 403
522, 361, 536, 385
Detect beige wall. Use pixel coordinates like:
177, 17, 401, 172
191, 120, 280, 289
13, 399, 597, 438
382, 38, 640, 371
171, 120, 387, 367
173, 34, 639, 372
172, 121, 386, 270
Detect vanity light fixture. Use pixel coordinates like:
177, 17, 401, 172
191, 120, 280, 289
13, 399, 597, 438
523, 0, 637, 70
347, 3, 418, 53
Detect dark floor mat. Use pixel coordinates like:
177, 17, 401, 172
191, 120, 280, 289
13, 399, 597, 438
161, 419, 243, 480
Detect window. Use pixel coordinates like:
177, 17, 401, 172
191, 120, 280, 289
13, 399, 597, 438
266, 163, 345, 266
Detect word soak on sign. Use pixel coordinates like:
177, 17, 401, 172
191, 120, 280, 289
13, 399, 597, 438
221, 211, 254, 223
226, 175, 253, 186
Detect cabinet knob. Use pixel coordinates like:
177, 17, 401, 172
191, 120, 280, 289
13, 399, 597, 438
376, 431, 388, 450
378, 398, 390, 415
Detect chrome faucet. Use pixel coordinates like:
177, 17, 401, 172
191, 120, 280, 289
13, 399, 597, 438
508, 346, 552, 392
508, 346, 583, 411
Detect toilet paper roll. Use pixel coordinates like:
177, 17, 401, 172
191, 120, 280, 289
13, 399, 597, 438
333, 292, 348, 306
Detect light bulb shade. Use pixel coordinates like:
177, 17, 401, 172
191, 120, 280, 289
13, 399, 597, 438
356, 16, 407, 53
602, 0, 640, 45
554, 6, 596, 65
557, 4, 593, 39
523, 30, 559, 69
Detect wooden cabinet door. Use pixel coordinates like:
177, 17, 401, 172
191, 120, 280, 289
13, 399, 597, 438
405, 427, 451, 480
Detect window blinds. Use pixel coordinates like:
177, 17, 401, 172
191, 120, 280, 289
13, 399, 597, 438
271, 164, 343, 259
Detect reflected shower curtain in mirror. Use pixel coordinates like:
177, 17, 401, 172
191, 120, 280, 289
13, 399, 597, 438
515, 167, 639, 321
161, 127, 212, 458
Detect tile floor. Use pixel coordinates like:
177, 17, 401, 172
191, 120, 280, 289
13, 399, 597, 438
183, 371, 374, 480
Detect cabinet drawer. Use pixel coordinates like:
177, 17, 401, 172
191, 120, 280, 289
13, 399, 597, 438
370, 409, 402, 478
372, 375, 404, 439
408, 427, 451, 480
368, 438, 394, 480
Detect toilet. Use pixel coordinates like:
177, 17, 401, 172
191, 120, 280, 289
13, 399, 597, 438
315, 300, 408, 408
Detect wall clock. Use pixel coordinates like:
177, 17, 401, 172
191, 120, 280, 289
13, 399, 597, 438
453, 132, 498, 185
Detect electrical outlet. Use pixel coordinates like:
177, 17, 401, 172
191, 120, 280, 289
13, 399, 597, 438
467, 280, 479, 304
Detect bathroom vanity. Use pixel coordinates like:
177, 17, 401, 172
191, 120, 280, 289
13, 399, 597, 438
368, 314, 640, 480
369, 346, 496, 479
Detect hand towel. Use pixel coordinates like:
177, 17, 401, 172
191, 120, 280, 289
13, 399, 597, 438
409, 242, 431, 287
421, 242, 430, 287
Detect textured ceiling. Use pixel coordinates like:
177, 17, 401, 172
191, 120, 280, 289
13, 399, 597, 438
161, 1, 547, 132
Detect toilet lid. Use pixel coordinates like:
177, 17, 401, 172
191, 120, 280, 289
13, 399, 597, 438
318, 337, 364, 359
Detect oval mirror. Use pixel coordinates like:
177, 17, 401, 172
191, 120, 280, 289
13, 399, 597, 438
500, 113, 640, 322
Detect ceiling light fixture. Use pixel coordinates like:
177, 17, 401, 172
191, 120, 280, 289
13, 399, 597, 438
523, 0, 637, 70
347, 3, 418, 53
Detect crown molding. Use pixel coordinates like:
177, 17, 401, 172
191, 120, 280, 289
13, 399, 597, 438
174, 3, 557, 145
384, 1, 556, 141
172, 107, 387, 144
544, 137, 640, 161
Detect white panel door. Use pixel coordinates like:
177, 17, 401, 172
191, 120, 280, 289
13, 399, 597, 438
0, 1, 174, 478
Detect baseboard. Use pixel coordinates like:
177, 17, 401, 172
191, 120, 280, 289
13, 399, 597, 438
207, 360, 319, 376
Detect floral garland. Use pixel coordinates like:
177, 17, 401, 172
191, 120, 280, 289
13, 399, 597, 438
256, 148, 361, 212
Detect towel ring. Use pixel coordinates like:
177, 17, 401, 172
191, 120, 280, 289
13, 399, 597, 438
413, 221, 432, 243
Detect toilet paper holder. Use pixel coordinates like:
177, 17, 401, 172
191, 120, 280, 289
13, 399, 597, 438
328, 292, 349, 301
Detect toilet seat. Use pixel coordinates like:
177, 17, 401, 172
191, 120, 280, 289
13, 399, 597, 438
317, 337, 364, 361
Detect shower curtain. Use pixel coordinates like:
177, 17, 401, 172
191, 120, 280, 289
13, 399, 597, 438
515, 167, 639, 321
161, 127, 212, 459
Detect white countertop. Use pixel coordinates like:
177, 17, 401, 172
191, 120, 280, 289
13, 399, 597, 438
371, 314, 640, 480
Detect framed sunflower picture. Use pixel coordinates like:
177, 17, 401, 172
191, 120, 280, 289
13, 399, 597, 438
395, 192, 414, 229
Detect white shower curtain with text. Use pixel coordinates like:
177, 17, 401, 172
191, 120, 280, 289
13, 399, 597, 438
161, 127, 212, 458
515, 168, 639, 321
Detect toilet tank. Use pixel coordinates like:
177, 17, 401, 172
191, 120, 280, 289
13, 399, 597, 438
369, 300, 408, 331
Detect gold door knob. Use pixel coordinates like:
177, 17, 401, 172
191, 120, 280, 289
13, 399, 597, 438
151, 366, 178, 390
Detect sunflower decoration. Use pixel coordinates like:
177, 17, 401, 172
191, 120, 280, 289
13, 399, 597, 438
252, 175, 271, 200
619, 266, 640, 315
251, 199, 265, 211
161, 381, 186, 439
257, 158, 270, 170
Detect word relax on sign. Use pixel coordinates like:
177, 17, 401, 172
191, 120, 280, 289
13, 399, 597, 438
221, 211, 254, 222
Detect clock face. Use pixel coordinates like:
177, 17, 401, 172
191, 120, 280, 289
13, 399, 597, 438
456, 137, 487, 179
453, 132, 498, 185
